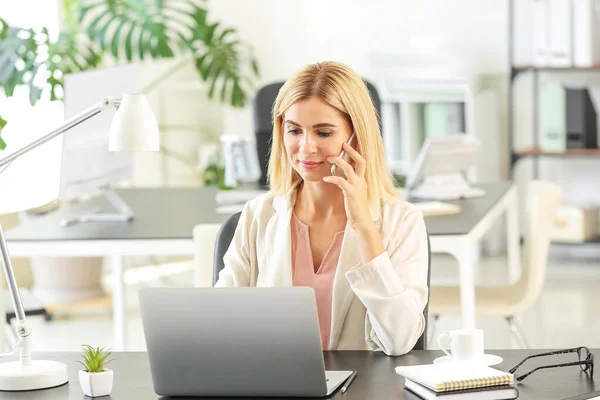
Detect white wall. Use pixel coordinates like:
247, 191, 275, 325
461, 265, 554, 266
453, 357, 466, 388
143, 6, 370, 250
201, 1, 600, 257
208, 0, 514, 159
205, 0, 544, 179
0, 0, 60, 38
209, 0, 513, 77
9, 1, 599, 217
206, 1, 600, 205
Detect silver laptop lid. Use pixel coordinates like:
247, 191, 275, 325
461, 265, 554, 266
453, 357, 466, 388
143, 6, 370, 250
139, 287, 328, 397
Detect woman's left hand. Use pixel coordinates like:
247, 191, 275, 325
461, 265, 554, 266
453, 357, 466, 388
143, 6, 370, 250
323, 143, 374, 232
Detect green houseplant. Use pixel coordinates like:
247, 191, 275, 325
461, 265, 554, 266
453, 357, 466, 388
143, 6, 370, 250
0, 0, 258, 309
0, 0, 260, 149
78, 345, 114, 397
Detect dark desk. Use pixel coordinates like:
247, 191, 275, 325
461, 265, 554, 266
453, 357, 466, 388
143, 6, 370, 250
1, 350, 597, 399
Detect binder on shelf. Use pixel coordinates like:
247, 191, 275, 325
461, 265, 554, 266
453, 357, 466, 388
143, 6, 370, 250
549, 0, 573, 66
539, 81, 567, 152
532, 0, 551, 66
573, 0, 600, 66
566, 88, 597, 149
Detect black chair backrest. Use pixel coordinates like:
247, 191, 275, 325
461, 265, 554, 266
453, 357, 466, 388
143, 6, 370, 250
413, 231, 431, 350
213, 212, 242, 286
212, 211, 430, 350
253, 82, 285, 186
252, 80, 382, 187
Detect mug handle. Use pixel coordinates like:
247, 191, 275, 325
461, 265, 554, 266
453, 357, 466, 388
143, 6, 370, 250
436, 334, 452, 359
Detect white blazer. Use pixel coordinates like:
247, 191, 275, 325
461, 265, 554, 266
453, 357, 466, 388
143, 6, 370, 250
215, 190, 429, 356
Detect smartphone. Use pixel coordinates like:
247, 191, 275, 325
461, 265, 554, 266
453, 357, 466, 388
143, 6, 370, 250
330, 133, 356, 178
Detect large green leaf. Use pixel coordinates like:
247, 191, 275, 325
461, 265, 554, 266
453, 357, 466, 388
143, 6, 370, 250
44, 31, 103, 102
77, 0, 260, 108
0, 18, 102, 143
0, 0, 261, 151
78, 0, 203, 61
0, 116, 6, 150
192, 21, 259, 108
0, 18, 9, 41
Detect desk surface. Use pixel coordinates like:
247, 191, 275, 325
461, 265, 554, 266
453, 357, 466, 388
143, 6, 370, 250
5, 182, 512, 242
5, 187, 229, 242
0, 349, 597, 399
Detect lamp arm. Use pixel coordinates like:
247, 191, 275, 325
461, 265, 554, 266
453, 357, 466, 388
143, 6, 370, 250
0, 96, 121, 169
0, 96, 120, 366
0, 222, 32, 364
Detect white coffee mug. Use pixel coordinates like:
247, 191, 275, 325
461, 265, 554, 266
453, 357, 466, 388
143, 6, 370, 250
436, 329, 484, 361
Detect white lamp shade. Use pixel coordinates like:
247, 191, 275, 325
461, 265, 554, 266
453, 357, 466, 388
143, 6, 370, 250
108, 94, 160, 152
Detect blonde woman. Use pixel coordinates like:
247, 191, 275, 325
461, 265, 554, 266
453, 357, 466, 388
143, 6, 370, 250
216, 61, 429, 356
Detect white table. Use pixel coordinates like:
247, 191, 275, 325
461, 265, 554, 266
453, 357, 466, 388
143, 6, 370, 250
5, 188, 228, 351
421, 182, 521, 330
5, 182, 519, 349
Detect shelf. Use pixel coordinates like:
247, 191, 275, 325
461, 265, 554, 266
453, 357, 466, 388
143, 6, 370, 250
552, 236, 600, 246
512, 65, 600, 72
513, 148, 600, 157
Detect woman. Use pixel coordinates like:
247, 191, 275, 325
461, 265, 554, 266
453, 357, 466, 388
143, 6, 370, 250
216, 61, 428, 356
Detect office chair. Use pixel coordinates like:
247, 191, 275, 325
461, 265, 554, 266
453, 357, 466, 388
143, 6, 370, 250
429, 181, 563, 348
212, 211, 242, 286
416, 231, 431, 351
252, 80, 382, 187
213, 211, 431, 351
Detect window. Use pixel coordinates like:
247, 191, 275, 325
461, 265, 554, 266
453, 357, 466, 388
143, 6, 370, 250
0, 1, 63, 213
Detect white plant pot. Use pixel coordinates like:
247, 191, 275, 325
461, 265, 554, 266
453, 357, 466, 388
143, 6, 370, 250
79, 369, 113, 398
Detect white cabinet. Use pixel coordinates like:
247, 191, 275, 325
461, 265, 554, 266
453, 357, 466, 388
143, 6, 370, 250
379, 78, 479, 177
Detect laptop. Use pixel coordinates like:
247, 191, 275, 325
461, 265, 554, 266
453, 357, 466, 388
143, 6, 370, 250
139, 287, 354, 397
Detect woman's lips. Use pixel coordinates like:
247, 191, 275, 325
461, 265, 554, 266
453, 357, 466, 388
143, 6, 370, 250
299, 161, 323, 170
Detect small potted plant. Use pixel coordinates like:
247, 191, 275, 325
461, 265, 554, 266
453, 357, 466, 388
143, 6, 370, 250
78, 345, 114, 397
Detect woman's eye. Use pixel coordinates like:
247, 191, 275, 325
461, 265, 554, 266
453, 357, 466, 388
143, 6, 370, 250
318, 131, 332, 137
287, 129, 301, 135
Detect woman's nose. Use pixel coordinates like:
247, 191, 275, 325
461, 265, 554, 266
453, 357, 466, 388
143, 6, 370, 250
299, 134, 318, 153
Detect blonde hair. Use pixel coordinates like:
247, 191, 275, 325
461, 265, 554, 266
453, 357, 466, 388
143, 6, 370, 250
267, 61, 400, 212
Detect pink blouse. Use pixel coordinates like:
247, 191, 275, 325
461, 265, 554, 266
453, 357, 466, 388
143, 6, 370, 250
290, 213, 345, 350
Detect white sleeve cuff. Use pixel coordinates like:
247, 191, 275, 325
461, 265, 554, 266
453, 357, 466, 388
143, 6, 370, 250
345, 252, 406, 296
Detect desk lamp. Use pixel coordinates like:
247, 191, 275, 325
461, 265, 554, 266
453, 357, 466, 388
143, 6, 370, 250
0, 94, 159, 391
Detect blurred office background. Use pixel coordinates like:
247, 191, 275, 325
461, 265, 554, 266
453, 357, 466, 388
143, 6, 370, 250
1, 0, 599, 352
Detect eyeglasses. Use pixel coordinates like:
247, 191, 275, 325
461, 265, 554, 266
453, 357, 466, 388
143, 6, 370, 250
509, 347, 594, 382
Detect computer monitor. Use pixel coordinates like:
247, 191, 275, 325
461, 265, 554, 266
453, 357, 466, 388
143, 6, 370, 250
406, 134, 484, 200
56, 64, 144, 226
59, 64, 141, 200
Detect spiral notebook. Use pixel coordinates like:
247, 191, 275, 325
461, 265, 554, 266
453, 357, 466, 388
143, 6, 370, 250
404, 379, 518, 399
395, 364, 514, 393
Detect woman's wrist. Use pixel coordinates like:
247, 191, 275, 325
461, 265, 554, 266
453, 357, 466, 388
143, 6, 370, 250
356, 222, 385, 265
351, 217, 377, 233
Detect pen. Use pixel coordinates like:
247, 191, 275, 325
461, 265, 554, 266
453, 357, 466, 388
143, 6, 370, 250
340, 371, 357, 394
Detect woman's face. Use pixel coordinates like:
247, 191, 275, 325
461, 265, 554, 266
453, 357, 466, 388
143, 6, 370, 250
282, 96, 353, 182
